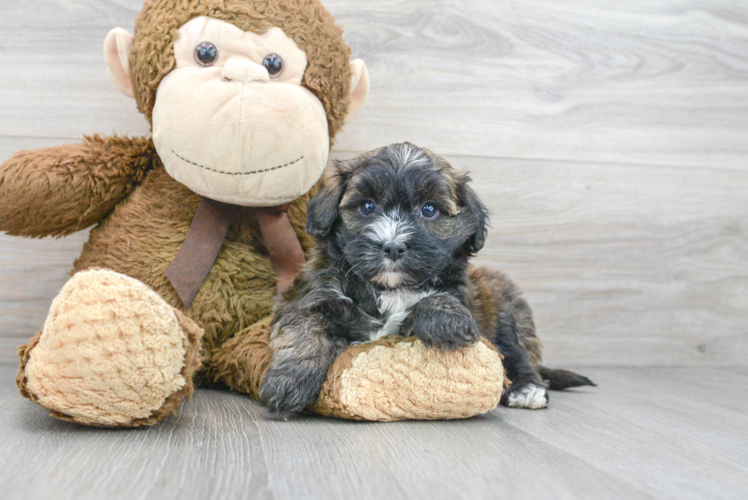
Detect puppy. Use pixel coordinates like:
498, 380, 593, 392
261, 143, 594, 416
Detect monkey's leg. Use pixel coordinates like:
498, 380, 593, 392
16, 269, 203, 427
208, 317, 276, 400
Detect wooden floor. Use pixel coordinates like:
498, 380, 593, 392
1, 0, 747, 499
2, 364, 747, 500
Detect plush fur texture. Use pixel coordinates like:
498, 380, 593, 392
261, 144, 594, 416
0, 135, 153, 237
130, 0, 352, 138
313, 336, 505, 421
3, 0, 357, 426
3, 144, 316, 379
17, 269, 203, 427
70, 159, 315, 375
150, 17, 337, 206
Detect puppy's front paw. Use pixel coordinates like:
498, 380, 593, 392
260, 367, 322, 417
413, 312, 481, 351
501, 383, 549, 409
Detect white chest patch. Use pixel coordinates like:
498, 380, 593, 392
369, 289, 437, 342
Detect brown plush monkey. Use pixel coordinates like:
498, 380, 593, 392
3, 0, 505, 426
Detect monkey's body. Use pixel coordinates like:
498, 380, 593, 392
2, 0, 375, 426
72, 156, 315, 366
6, 137, 314, 415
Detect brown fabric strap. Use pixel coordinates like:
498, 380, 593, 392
167, 198, 306, 308
166, 198, 237, 308
255, 204, 306, 295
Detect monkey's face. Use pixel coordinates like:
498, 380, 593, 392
150, 17, 328, 206
104, 8, 369, 207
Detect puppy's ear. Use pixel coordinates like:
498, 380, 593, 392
456, 174, 489, 252
306, 163, 348, 237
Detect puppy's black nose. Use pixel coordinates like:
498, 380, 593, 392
382, 242, 407, 261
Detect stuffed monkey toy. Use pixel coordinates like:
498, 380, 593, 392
2, 0, 505, 426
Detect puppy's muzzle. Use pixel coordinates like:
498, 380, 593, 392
382, 241, 407, 262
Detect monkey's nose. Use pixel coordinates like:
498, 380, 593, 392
382, 242, 407, 261
222, 59, 269, 83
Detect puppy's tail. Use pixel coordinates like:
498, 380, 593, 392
537, 365, 596, 390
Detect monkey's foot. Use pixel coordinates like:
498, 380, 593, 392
17, 269, 203, 427
313, 337, 507, 421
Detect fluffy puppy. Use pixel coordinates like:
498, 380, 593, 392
261, 143, 594, 416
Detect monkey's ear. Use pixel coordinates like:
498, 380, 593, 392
344, 59, 369, 125
456, 176, 489, 252
306, 166, 348, 237
104, 28, 135, 99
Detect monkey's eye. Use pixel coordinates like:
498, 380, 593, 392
420, 204, 438, 218
360, 200, 377, 217
262, 53, 284, 77
195, 42, 219, 67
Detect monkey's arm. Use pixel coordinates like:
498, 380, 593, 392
0, 134, 154, 237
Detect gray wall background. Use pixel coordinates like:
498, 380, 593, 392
1, 0, 746, 367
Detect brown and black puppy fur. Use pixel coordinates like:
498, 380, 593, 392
261, 143, 594, 416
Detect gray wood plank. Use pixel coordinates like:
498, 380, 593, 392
0, 0, 150, 140
592, 366, 748, 414
333, 0, 748, 170
1, 1, 747, 169
451, 153, 748, 368
2, 365, 748, 500
718, 365, 748, 378
0, 368, 271, 500
492, 367, 748, 500
1, 1, 747, 498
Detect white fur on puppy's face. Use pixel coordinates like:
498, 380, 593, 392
372, 271, 405, 288
367, 212, 415, 288
325, 143, 487, 291
365, 212, 414, 247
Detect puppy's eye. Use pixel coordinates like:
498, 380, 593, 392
262, 53, 284, 77
195, 42, 219, 67
360, 201, 377, 216
420, 204, 438, 218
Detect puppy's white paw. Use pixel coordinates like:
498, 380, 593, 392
506, 383, 549, 409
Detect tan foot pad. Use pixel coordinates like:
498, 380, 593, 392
18, 269, 203, 427
313, 337, 506, 421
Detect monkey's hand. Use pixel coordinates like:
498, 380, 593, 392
404, 294, 481, 350
0, 135, 153, 237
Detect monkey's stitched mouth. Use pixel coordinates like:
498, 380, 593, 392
172, 150, 304, 176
